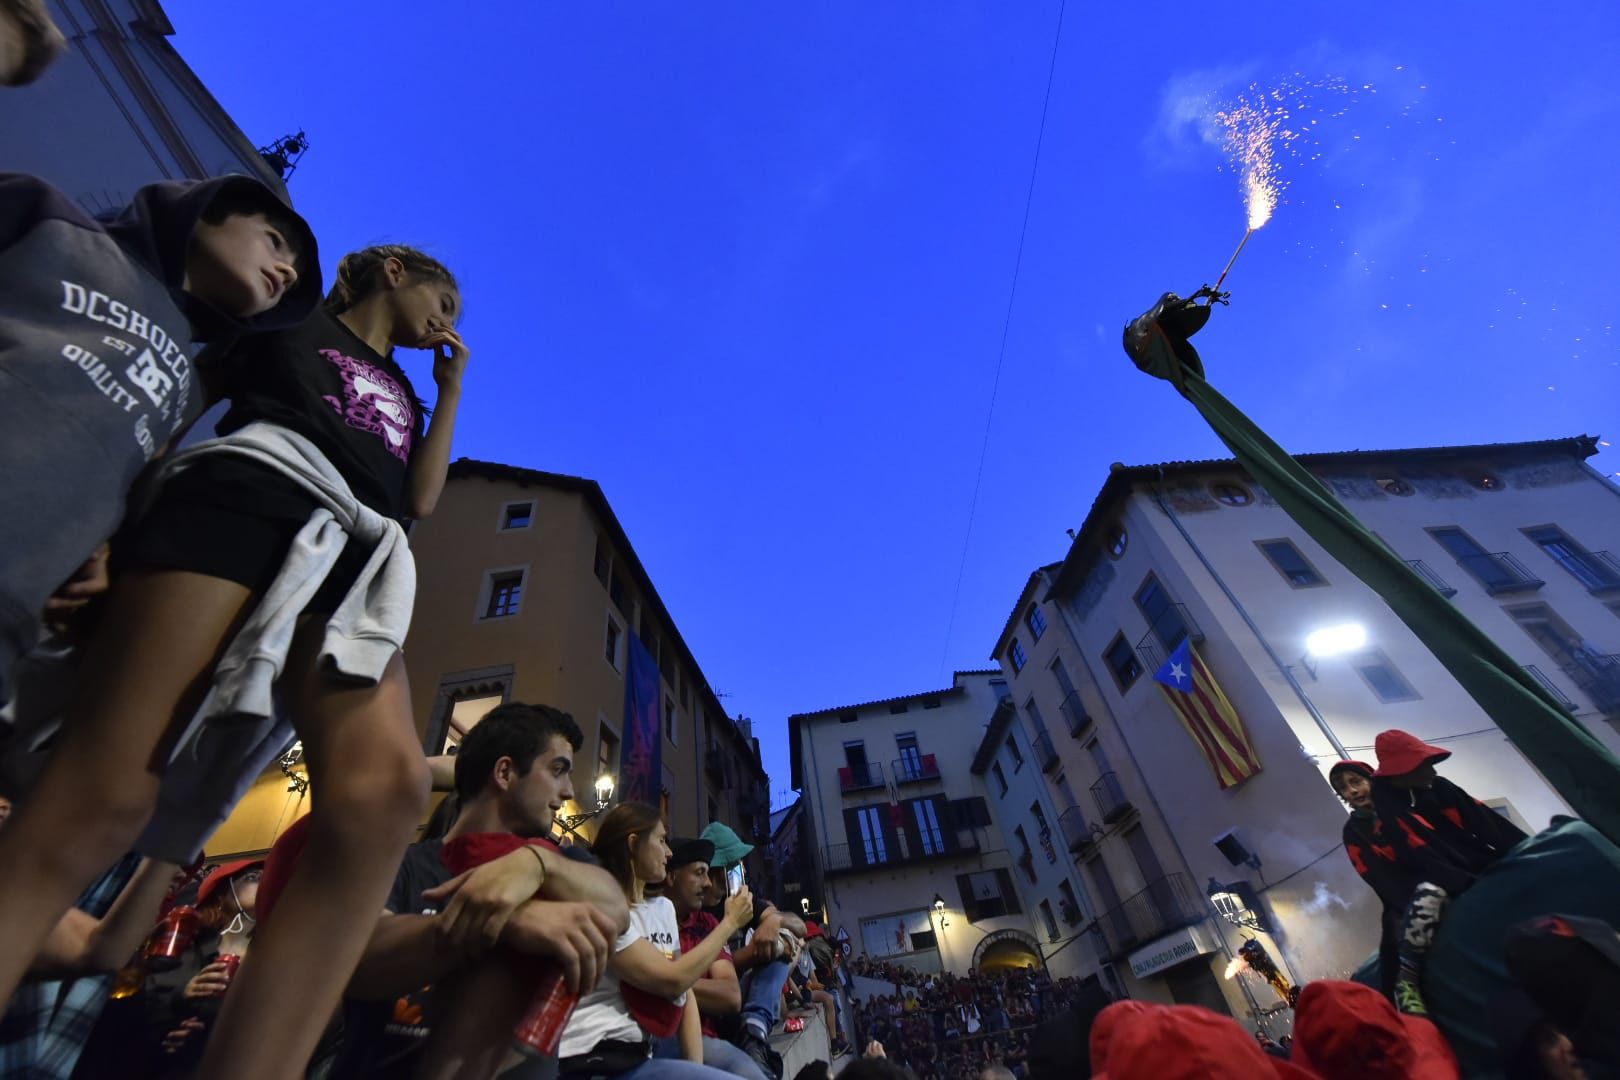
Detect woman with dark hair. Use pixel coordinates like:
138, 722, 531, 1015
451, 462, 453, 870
558, 802, 754, 1079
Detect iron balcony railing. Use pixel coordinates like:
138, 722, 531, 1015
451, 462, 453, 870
821, 829, 982, 875
1561, 652, 1620, 716
1136, 604, 1206, 671
1033, 730, 1060, 774
838, 761, 885, 793
1092, 872, 1206, 960
1453, 551, 1545, 595
1060, 690, 1093, 738
1525, 665, 1577, 712
1058, 805, 1098, 854
1091, 771, 1133, 824
1404, 559, 1458, 598
890, 755, 941, 785
1552, 549, 1620, 594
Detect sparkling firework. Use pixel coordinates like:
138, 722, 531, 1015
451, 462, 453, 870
1223, 955, 1250, 980
1205, 75, 1360, 286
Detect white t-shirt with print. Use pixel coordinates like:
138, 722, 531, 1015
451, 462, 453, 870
558, 896, 686, 1059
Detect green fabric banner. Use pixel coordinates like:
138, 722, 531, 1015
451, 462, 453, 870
1126, 296, 1620, 844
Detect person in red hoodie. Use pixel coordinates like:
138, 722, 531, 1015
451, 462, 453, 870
1290, 979, 1460, 1079
1368, 731, 1527, 1015
1086, 1000, 1312, 1079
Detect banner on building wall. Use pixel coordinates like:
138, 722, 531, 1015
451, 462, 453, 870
860, 909, 934, 958
620, 633, 663, 806
1151, 639, 1261, 789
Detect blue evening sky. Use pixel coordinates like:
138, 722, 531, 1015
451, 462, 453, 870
166, 1, 1619, 807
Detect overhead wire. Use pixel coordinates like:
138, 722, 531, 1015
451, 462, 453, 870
938, 0, 1068, 677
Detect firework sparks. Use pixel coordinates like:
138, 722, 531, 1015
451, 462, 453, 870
1224, 955, 1250, 980
1212, 75, 1360, 232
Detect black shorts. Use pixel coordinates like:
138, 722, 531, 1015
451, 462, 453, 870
116, 457, 372, 615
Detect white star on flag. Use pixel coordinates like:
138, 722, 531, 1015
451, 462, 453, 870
1169, 661, 1187, 685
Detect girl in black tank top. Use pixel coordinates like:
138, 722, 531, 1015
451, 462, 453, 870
0, 244, 471, 1079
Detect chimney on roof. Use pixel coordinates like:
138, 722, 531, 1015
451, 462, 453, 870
735, 715, 753, 741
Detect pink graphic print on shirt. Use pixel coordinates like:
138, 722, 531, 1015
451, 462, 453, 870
318, 348, 414, 462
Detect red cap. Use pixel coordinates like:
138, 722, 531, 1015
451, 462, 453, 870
196, 857, 264, 908
805, 920, 824, 939
254, 813, 313, 929
1291, 980, 1460, 1079
1089, 999, 1154, 1070
1373, 730, 1451, 778
1088, 1000, 1316, 1080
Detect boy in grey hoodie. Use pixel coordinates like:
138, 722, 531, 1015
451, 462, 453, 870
0, 172, 320, 700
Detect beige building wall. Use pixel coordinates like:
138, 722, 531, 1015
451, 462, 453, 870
791, 673, 1078, 978
203, 462, 770, 872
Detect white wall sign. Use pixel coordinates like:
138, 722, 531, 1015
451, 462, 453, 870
1127, 923, 1218, 979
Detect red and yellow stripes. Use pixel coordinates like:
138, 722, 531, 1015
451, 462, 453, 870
1156, 645, 1262, 789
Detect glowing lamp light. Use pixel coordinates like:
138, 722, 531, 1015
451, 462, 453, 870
1208, 878, 1266, 932
1305, 623, 1367, 659
594, 773, 616, 809
932, 894, 946, 913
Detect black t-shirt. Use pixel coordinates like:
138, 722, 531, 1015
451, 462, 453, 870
332, 839, 450, 1078
212, 309, 425, 520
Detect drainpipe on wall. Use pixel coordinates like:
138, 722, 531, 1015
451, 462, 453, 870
1045, 576, 1272, 1028
804, 718, 838, 919
1151, 468, 1348, 760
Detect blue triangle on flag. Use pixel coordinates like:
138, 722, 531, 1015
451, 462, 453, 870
1152, 638, 1195, 693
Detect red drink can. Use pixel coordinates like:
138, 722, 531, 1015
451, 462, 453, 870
144, 906, 200, 972
513, 969, 580, 1058
215, 953, 241, 991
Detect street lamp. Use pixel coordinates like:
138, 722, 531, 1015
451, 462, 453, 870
1207, 877, 1268, 933
1301, 622, 1367, 680
555, 772, 617, 842
931, 893, 949, 929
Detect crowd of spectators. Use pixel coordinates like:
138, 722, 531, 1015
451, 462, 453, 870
846, 959, 1088, 1080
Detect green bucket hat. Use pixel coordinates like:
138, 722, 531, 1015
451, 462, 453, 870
700, 821, 754, 867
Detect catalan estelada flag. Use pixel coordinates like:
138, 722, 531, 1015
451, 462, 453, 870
1152, 639, 1261, 789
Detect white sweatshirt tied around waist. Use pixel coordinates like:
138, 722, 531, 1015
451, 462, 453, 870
136, 421, 416, 862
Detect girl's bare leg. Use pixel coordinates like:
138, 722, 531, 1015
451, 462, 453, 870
0, 570, 253, 1004
195, 632, 428, 1080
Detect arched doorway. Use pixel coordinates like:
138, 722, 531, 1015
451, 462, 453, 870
973, 929, 1043, 973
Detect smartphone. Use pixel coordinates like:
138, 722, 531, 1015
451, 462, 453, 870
725, 864, 746, 898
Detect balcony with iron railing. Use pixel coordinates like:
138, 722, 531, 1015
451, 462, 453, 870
821, 828, 982, 876
1060, 691, 1093, 738
1058, 805, 1099, 854
1453, 551, 1545, 596
1550, 549, 1620, 594
837, 761, 885, 793
1033, 730, 1059, 773
1091, 872, 1206, 960
1525, 665, 1577, 712
1404, 559, 1458, 599
890, 755, 941, 785
1091, 771, 1134, 824
1561, 652, 1620, 716
1136, 604, 1206, 671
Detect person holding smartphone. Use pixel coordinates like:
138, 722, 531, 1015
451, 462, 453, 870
698, 823, 807, 1073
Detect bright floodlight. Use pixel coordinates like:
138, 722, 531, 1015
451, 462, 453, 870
1305, 623, 1367, 658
